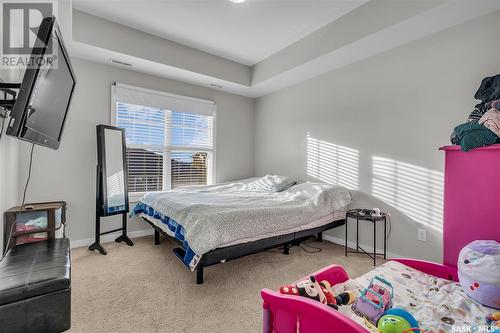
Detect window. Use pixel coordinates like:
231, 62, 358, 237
112, 84, 215, 198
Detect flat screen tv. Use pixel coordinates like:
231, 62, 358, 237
6, 16, 76, 150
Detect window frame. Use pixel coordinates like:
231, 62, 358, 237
111, 84, 217, 202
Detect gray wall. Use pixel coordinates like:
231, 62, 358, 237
0, 69, 22, 252
16, 58, 255, 246
254, 12, 500, 262
0, 134, 19, 252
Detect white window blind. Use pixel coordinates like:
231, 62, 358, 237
112, 83, 215, 196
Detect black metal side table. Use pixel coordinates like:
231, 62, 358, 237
345, 209, 387, 266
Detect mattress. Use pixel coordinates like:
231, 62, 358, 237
132, 178, 352, 270
330, 261, 495, 332
141, 208, 347, 250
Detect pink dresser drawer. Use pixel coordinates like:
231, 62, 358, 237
440, 144, 500, 267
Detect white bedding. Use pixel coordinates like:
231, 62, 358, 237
142, 208, 347, 250
137, 178, 352, 259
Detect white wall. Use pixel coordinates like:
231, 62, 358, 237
254, 12, 500, 262
17, 58, 255, 247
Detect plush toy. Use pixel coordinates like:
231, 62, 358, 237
279, 275, 356, 310
377, 308, 420, 333
486, 313, 500, 333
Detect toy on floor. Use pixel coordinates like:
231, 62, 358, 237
279, 275, 356, 310
377, 308, 420, 333
352, 275, 394, 324
458, 240, 500, 309
487, 313, 500, 333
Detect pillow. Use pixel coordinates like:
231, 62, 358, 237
246, 175, 297, 192
458, 240, 500, 309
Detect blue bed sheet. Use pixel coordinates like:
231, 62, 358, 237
132, 203, 197, 268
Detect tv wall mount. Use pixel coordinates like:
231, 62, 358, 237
0, 82, 20, 117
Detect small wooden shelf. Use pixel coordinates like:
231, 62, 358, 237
3, 201, 66, 254
12, 228, 51, 237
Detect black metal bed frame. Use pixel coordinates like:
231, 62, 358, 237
143, 217, 346, 284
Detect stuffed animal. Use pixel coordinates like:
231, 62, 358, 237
486, 313, 500, 333
279, 275, 356, 310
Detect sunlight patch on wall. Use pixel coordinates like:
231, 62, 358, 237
372, 156, 443, 232
306, 133, 359, 189
107, 170, 126, 207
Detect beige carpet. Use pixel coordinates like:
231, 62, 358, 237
70, 236, 379, 333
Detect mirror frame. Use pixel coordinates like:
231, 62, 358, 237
96, 124, 130, 216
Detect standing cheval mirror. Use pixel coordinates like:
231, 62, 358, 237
89, 125, 133, 255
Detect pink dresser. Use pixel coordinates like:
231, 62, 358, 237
440, 144, 500, 267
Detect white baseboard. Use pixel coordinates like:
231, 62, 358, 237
322, 234, 402, 259
70, 229, 154, 249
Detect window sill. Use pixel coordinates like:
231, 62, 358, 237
128, 193, 145, 203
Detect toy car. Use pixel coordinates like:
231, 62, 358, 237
352, 275, 394, 324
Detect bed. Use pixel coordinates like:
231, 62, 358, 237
261, 258, 497, 333
132, 177, 352, 284
260, 173, 499, 333
259, 147, 500, 332
334, 260, 494, 331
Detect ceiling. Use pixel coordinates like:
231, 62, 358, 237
72, 0, 366, 66
68, 1, 500, 98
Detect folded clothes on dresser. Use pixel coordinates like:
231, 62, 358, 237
451, 74, 500, 151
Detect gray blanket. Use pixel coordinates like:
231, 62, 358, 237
139, 178, 352, 257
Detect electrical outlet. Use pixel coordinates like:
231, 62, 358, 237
418, 229, 427, 242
